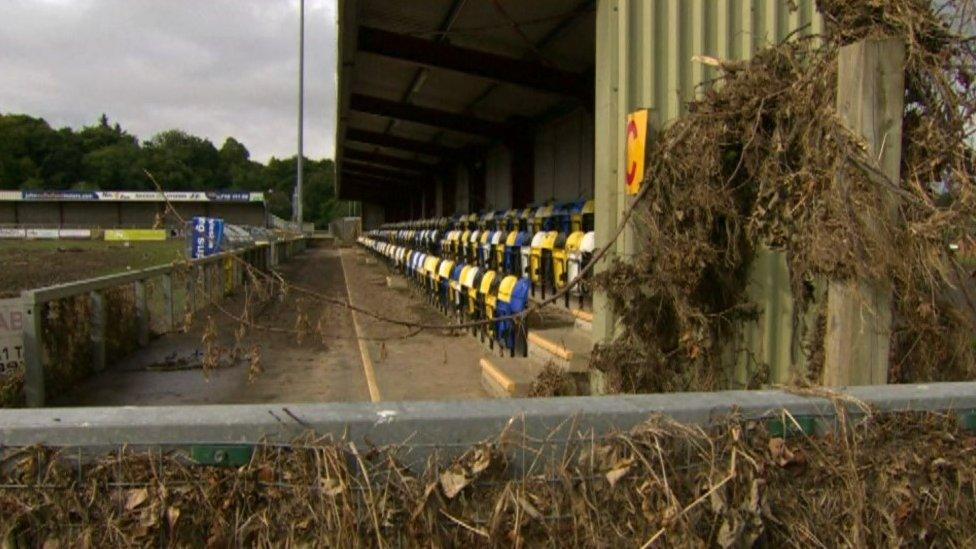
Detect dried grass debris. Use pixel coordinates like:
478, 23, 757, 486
1, 410, 973, 546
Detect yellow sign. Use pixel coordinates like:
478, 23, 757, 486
625, 109, 649, 195
104, 229, 167, 241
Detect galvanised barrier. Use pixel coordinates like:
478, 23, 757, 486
1, 382, 973, 469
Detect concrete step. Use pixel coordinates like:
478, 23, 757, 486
570, 308, 592, 332
309, 234, 337, 249
527, 325, 593, 373
528, 295, 592, 327
480, 355, 545, 398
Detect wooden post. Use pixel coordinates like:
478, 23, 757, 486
161, 273, 174, 332
90, 291, 106, 373
133, 280, 149, 347
822, 37, 905, 386
208, 264, 217, 304
22, 294, 45, 407
189, 266, 200, 312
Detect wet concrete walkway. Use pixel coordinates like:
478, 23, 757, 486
57, 247, 488, 406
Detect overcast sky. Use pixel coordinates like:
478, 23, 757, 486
0, 0, 337, 162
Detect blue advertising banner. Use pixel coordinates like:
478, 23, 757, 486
205, 191, 253, 202
11, 190, 264, 202
188, 217, 225, 259
22, 190, 98, 201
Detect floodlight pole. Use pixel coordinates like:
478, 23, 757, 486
293, 0, 305, 226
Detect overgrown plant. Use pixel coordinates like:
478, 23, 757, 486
593, 0, 976, 392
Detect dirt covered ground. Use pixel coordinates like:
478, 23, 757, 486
0, 240, 185, 296
341, 247, 488, 402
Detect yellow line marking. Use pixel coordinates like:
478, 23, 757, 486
480, 358, 515, 394
340, 250, 382, 402
528, 332, 574, 361
570, 308, 593, 323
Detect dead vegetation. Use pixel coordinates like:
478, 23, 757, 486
592, 0, 976, 392
1, 266, 167, 406
528, 364, 579, 397
1, 409, 973, 546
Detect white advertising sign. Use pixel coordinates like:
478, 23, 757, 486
0, 228, 26, 239
0, 190, 264, 203
0, 298, 24, 382
26, 228, 60, 239
58, 228, 92, 239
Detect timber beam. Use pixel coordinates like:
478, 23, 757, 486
344, 128, 460, 158
342, 147, 438, 173
340, 168, 427, 188
349, 94, 509, 138
341, 160, 430, 182
357, 26, 589, 99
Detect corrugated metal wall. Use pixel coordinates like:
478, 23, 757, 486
479, 106, 595, 212
534, 107, 595, 204
592, 1, 824, 363
454, 164, 470, 214
362, 202, 386, 230
434, 180, 444, 216
484, 145, 513, 211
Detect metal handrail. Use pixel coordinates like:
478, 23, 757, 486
0, 382, 973, 468
24, 247, 255, 304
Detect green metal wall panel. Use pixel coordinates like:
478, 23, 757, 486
592, 1, 824, 389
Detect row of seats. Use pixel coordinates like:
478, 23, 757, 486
359, 235, 531, 357
365, 200, 596, 308
357, 200, 596, 357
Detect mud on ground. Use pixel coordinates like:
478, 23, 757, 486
0, 240, 184, 296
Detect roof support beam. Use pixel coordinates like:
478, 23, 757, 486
338, 184, 404, 203
358, 26, 589, 98
349, 94, 509, 138
342, 160, 429, 181
384, 0, 467, 136
342, 147, 438, 173
345, 128, 459, 158
340, 171, 424, 190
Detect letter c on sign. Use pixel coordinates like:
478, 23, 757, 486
626, 119, 639, 186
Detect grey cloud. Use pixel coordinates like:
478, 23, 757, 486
0, 0, 336, 162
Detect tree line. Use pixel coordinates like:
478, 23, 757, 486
0, 112, 349, 227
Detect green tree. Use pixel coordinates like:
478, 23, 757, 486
143, 129, 226, 190
78, 115, 137, 153
81, 141, 144, 189
0, 114, 81, 189
0, 111, 350, 227
219, 137, 266, 191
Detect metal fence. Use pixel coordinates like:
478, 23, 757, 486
0, 381, 972, 546
2, 382, 973, 468
20, 237, 307, 407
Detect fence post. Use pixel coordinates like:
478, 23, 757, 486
212, 263, 220, 302
90, 291, 106, 374
22, 292, 45, 407
206, 263, 215, 304
196, 264, 206, 310
161, 273, 174, 332
133, 280, 149, 347
822, 37, 905, 386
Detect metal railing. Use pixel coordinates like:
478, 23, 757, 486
20, 237, 307, 407
0, 382, 973, 468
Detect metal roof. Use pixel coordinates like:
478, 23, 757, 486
336, 0, 595, 204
